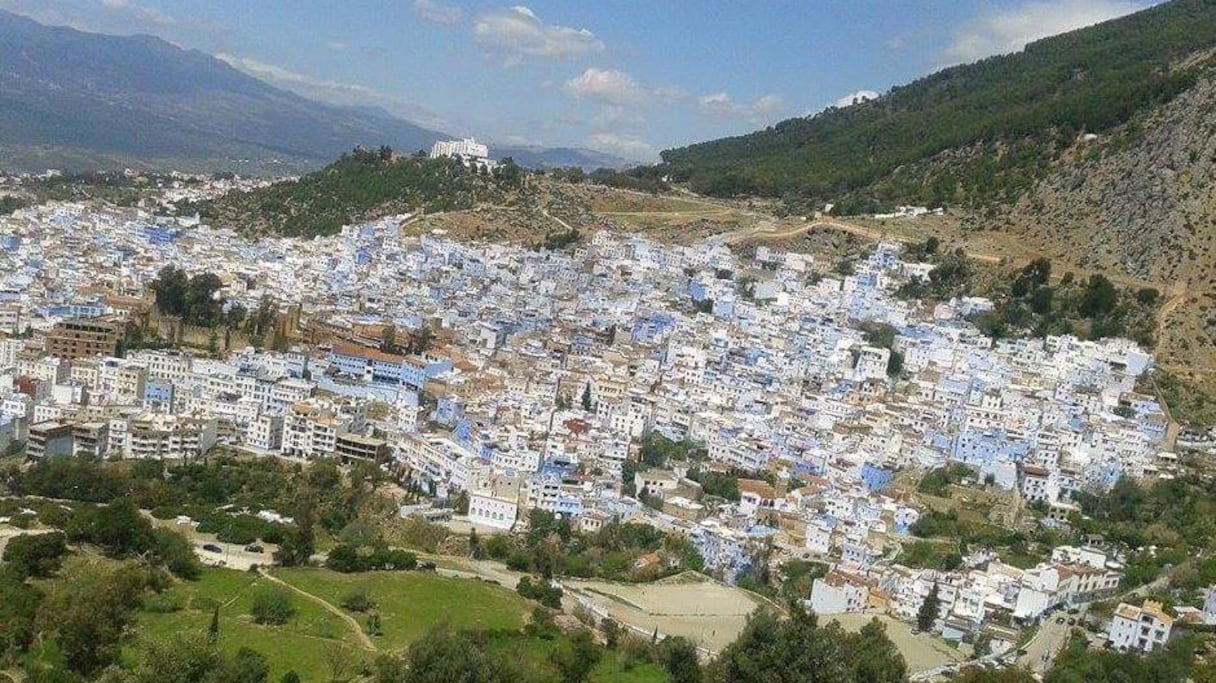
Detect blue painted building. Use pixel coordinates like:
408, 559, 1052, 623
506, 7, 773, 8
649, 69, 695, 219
142, 379, 174, 407
860, 464, 893, 492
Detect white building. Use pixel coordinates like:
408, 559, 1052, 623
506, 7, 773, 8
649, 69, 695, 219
809, 570, 871, 615
245, 414, 284, 452
1108, 600, 1173, 653
429, 138, 496, 169
467, 472, 522, 531
1202, 586, 1216, 625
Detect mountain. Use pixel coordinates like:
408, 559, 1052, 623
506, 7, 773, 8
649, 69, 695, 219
0, 10, 626, 173
658, 0, 1216, 210
494, 145, 634, 171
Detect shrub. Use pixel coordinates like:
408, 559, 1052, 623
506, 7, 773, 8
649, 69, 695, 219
516, 576, 563, 609
249, 587, 295, 625
340, 586, 375, 613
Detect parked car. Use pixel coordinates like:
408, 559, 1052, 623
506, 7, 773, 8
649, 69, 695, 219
202, 543, 222, 553
417, 561, 436, 572
245, 544, 264, 553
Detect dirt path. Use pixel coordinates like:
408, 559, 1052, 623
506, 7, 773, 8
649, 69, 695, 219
259, 569, 376, 651
723, 216, 1005, 264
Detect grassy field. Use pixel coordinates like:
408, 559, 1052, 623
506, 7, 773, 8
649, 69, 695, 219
133, 568, 360, 681
271, 567, 531, 652
119, 562, 678, 682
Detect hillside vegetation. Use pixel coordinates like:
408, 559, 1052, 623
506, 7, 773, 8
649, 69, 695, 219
658, 0, 1216, 210
187, 148, 523, 237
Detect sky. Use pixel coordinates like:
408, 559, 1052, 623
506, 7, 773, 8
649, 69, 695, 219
0, 0, 1160, 161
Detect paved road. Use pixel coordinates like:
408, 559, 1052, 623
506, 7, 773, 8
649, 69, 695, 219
1021, 610, 1081, 674
146, 515, 275, 571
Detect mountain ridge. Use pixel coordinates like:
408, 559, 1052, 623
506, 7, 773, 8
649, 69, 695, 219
0, 9, 631, 173
656, 0, 1216, 209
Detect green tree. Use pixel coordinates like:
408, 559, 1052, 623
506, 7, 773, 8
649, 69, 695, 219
1080, 274, 1118, 318
402, 624, 520, 683
66, 497, 154, 557
469, 528, 483, 560
33, 563, 148, 675
852, 619, 907, 683
207, 606, 219, 645
130, 633, 221, 683
340, 586, 375, 613
655, 636, 701, 683
917, 583, 941, 632
549, 630, 600, 683
580, 383, 593, 411
365, 610, 383, 637
226, 647, 270, 683
708, 607, 850, 682
249, 588, 295, 626
152, 527, 202, 580
2, 531, 68, 579
380, 324, 398, 354
151, 265, 189, 317
0, 568, 43, 663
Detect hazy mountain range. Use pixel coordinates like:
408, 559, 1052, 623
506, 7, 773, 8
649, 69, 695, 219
0, 9, 633, 173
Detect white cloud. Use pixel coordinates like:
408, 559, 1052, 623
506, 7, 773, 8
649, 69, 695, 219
98, 0, 176, 26
564, 67, 685, 109
325, 41, 348, 51
585, 132, 655, 161
697, 91, 784, 121
832, 90, 878, 108
412, 0, 461, 25
565, 68, 648, 105
941, 0, 1143, 65
474, 6, 603, 65
216, 53, 380, 98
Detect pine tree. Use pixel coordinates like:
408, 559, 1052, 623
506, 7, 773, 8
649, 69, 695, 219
469, 528, 483, 559
917, 583, 940, 632
208, 605, 220, 645
581, 383, 593, 411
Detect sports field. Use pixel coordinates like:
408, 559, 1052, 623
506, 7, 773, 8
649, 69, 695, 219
565, 573, 766, 653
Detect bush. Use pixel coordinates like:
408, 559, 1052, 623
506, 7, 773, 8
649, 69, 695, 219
2, 531, 68, 578
152, 528, 202, 580
324, 543, 416, 573
340, 586, 375, 613
516, 576, 563, 609
249, 587, 295, 625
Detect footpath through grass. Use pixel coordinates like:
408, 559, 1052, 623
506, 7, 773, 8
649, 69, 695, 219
132, 567, 359, 681
132, 566, 673, 682
271, 567, 531, 651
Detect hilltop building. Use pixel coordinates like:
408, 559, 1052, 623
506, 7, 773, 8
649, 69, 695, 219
429, 138, 496, 170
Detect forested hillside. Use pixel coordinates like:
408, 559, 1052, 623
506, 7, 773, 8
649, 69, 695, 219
658, 0, 1216, 211
186, 148, 524, 237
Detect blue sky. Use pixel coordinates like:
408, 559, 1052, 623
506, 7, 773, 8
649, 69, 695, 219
2, 0, 1157, 160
